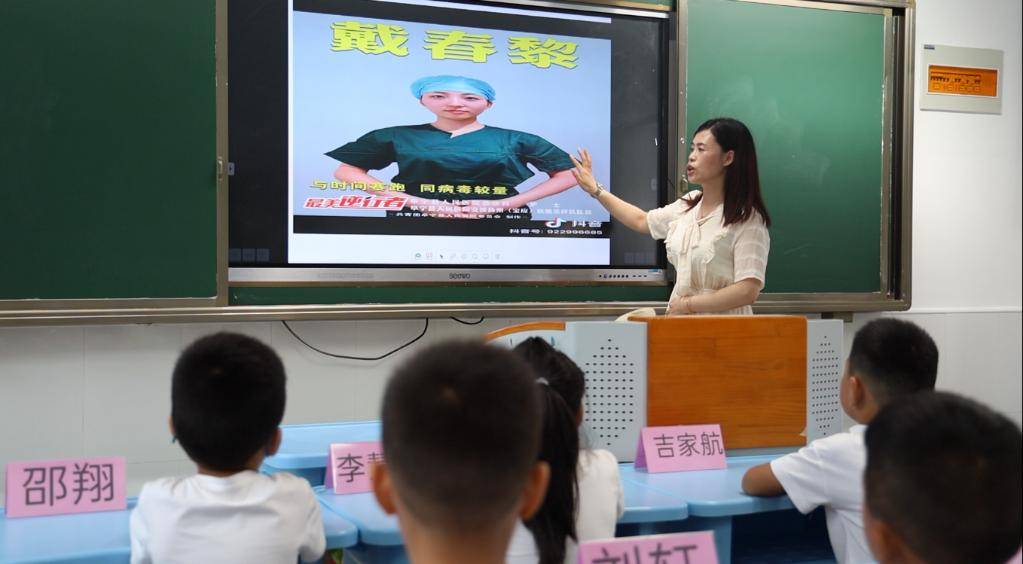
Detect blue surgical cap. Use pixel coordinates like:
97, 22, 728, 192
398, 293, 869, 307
410, 75, 496, 101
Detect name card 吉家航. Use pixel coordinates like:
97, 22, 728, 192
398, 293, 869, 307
634, 424, 727, 473
326, 441, 383, 494
578, 531, 718, 564
4, 456, 127, 518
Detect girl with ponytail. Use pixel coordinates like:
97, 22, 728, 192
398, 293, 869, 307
506, 338, 624, 564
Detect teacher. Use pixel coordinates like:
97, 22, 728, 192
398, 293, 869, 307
572, 117, 771, 315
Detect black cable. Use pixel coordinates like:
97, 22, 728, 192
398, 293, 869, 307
281, 318, 429, 361
449, 315, 486, 325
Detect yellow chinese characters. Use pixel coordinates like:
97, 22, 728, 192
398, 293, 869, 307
508, 37, 578, 69
331, 21, 409, 56
423, 30, 496, 63
329, 21, 580, 69
309, 180, 405, 191
417, 183, 507, 196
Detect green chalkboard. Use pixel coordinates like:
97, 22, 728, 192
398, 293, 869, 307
686, 0, 888, 293
0, 1, 218, 301
0, 0, 903, 317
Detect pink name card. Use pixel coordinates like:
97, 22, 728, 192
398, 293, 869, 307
578, 531, 718, 564
4, 456, 126, 518
635, 424, 727, 473
326, 441, 383, 494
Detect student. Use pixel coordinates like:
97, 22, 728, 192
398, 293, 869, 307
863, 391, 1022, 564
506, 337, 625, 564
370, 340, 551, 564
130, 333, 325, 564
742, 318, 939, 563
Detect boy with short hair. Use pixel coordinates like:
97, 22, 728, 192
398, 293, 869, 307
742, 318, 939, 563
130, 332, 325, 564
863, 391, 1021, 564
371, 340, 551, 564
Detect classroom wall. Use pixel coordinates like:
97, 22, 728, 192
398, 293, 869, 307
1, 0, 1020, 496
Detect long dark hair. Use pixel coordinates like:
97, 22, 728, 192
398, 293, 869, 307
513, 337, 585, 564
685, 117, 771, 228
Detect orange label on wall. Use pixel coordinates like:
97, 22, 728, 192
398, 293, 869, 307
927, 65, 998, 97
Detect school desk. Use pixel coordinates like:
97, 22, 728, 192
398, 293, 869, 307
619, 455, 798, 563
0, 498, 359, 563
268, 421, 691, 563
314, 479, 689, 564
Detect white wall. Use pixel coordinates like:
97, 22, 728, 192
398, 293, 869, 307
1, 0, 1020, 496
0, 317, 549, 495
895, 0, 1022, 421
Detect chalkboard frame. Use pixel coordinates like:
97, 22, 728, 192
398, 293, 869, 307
677, 0, 914, 314
0, 0, 915, 325
0, 0, 230, 313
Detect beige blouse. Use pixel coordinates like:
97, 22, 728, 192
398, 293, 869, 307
646, 191, 770, 315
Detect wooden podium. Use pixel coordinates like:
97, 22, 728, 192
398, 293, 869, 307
641, 316, 807, 448
486, 315, 813, 454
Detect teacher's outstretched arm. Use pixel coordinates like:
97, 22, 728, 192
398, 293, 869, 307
570, 149, 649, 234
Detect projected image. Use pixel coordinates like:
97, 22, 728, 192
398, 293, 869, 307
324, 74, 577, 222
289, 5, 612, 264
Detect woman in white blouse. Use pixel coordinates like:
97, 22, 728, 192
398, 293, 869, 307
571, 117, 771, 315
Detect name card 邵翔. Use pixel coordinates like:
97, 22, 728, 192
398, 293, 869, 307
634, 424, 727, 473
578, 531, 718, 564
326, 441, 383, 494
4, 456, 127, 518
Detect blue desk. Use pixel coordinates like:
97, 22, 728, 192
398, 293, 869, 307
0, 498, 358, 563
268, 422, 831, 563
270, 421, 690, 525
312, 477, 690, 563
265, 421, 382, 485
316, 487, 406, 564
619, 455, 796, 563
273, 421, 689, 563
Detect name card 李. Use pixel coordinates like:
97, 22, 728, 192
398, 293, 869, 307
578, 531, 718, 564
326, 441, 383, 494
635, 424, 727, 473
4, 456, 127, 518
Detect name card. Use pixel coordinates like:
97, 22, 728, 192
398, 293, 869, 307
326, 441, 383, 494
635, 424, 727, 473
4, 456, 126, 518
578, 531, 718, 564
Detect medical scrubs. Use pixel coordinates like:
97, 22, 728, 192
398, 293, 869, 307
325, 124, 573, 199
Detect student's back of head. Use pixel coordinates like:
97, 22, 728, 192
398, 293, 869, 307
864, 391, 1022, 564
848, 318, 938, 405
378, 339, 545, 536
171, 332, 286, 472
513, 337, 586, 564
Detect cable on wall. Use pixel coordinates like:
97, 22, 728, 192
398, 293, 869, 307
281, 319, 429, 361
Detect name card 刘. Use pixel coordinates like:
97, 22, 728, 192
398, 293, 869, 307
4, 456, 126, 518
635, 424, 727, 473
326, 441, 383, 494
578, 531, 718, 564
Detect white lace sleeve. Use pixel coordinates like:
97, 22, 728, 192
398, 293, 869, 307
647, 191, 699, 240
732, 215, 770, 287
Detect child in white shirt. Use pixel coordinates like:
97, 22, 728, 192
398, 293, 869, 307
742, 318, 938, 564
863, 391, 1021, 564
130, 332, 325, 564
370, 340, 550, 564
506, 337, 625, 564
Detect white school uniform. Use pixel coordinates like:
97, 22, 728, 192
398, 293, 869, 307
506, 449, 625, 564
129, 470, 325, 564
770, 425, 875, 564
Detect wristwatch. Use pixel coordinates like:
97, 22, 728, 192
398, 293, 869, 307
591, 181, 606, 199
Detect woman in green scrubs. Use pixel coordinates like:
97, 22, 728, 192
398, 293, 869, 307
326, 75, 577, 219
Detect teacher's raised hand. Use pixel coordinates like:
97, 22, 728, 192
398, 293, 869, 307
570, 148, 599, 196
